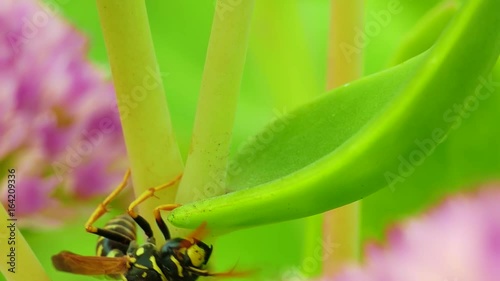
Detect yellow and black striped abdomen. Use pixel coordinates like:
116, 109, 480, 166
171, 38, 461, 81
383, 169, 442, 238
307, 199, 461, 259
96, 214, 136, 257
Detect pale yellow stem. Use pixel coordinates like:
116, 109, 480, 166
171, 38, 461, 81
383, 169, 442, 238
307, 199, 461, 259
96, 0, 184, 244
323, 0, 363, 276
175, 0, 255, 207
327, 0, 364, 89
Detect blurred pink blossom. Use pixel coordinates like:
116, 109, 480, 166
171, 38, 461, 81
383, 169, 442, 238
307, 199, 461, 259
0, 0, 127, 226
320, 185, 500, 281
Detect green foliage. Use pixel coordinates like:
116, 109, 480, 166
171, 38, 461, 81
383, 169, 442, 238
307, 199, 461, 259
169, 0, 500, 230
29, 1, 500, 280
388, 1, 459, 66
170, 52, 426, 229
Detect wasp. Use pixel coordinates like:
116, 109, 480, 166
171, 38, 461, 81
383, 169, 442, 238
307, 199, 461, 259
52, 170, 240, 281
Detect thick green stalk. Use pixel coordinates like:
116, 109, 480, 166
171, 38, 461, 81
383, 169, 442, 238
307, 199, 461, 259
175, 0, 255, 206
0, 207, 50, 281
251, 0, 320, 109
251, 1, 323, 275
326, 0, 364, 89
323, 0, 363, 276
96, 0, 183, 243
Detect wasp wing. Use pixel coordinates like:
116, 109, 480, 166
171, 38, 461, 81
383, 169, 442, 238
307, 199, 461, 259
52, 251, 129, 275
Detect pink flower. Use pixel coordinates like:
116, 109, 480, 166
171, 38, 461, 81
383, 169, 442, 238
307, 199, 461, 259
325, 185, 500, 281
0, 0, 127, 225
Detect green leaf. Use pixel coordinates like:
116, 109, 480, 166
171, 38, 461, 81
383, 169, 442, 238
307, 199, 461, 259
169, 0, 500, 231
388, 0, 459, 66
362, 0, 500, 241
362, 56, 500, 240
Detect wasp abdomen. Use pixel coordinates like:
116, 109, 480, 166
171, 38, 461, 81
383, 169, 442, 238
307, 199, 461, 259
96, 214, 136, 257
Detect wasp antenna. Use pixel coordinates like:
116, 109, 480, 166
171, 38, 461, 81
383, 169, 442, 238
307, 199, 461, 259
187, 221, 209, 240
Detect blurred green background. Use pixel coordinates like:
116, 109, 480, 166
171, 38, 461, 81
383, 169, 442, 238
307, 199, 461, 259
10, 0, 500, 280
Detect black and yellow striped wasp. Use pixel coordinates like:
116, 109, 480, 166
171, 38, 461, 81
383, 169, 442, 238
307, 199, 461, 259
52, 170, 241, 281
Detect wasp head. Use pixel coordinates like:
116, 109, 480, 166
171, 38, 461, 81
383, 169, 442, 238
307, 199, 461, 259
186, 238, 213, 268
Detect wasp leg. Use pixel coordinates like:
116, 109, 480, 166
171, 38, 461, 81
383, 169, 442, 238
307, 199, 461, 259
152, 204, 181, 240
187, 266, 253, 278
85, 169, 133, 245
186, 266, 232, 277
127, 174, 182, 240
187, 267, 210, 276
154, 204, 209, 242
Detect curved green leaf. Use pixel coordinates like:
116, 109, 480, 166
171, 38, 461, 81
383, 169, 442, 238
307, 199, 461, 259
169, 0, 500, 230
362, 0, 500, 241
362, 56, 500, 240
388, 0, 459, 66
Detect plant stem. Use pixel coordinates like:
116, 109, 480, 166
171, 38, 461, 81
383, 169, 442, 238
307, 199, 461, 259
323, 0, 363, 276
251, 0, 320, 110
96, 0, 183, 244
327, 0, 364, 90
251, 1, 324, 275
175, 0, 255, 207
0, 207, 50, 281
